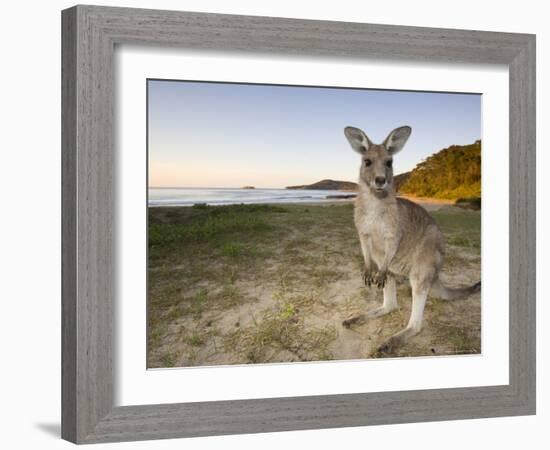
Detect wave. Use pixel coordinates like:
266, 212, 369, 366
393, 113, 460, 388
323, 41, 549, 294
148, 188, 350, 207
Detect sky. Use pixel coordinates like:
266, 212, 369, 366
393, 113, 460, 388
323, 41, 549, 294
148, 79, 481, 188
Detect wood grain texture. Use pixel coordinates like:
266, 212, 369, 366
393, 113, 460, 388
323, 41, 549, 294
508, 36, 536, 408
61, 4, 536, 444
62, 5, 114, 442
61, 7, 77, 443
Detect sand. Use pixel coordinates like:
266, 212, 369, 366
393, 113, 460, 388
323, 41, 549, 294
147, 199, 481, 368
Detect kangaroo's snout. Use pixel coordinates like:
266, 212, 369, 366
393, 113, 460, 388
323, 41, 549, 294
374, 176, 386, 187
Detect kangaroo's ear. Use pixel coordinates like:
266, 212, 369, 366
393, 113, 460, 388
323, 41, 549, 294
383, 126, 412, 155
344, 126, 373, 155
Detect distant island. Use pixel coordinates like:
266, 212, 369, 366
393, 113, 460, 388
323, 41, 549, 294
286, 179, 358, 191
242, 186, 255, 189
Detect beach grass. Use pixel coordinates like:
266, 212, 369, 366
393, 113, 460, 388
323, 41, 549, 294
147, 202, 481, 367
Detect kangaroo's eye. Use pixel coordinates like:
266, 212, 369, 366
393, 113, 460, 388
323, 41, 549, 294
364, 159, 372, 167
385, 159, 393, 168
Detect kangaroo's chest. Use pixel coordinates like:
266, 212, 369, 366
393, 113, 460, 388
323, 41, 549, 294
355, 201, 399, 260
355, 204, 397, 238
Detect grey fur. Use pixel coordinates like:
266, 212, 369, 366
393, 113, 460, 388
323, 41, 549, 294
343, 126, 481, 353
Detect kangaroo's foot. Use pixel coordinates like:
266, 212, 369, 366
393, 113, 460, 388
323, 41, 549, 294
376, 325, 421, 354
342, 314, 366, 328
365, 305, 396, 319
342, 305, 396, 328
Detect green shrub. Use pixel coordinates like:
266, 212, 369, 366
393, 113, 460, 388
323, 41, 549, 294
400, 140, 481, 200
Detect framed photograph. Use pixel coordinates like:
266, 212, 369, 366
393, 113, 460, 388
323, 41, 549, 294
62, 5, 535, 444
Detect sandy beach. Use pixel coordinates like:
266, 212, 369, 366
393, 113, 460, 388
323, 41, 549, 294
147, 199, 481, 368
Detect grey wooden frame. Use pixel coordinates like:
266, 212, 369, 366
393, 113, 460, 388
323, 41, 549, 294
62, 4, 536, 444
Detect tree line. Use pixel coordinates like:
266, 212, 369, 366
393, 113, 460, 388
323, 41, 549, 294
398, 140, 481, 200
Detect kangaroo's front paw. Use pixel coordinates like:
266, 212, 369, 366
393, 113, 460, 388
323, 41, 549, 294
362, 269, 375, 287
372, 270, 387, 289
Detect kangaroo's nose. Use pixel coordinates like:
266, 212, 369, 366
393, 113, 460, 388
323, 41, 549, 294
375, 176, 386, 187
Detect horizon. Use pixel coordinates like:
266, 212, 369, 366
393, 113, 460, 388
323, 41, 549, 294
148, 80, 481, 189
148, 139, 481, 190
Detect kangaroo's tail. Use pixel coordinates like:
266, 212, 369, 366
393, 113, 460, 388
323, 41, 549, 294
430, 278, 481, 301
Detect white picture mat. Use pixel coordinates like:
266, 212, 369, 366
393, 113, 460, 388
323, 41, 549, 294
114, 45, 509, 406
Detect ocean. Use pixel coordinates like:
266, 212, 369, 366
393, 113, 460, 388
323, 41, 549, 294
148, 187, 355, 207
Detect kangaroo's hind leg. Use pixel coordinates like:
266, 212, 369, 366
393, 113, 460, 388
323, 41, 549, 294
343, 275, 398, 328
377, 269, 432, 353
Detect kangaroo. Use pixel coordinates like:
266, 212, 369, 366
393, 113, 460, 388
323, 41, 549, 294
342, 125, 481, 354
